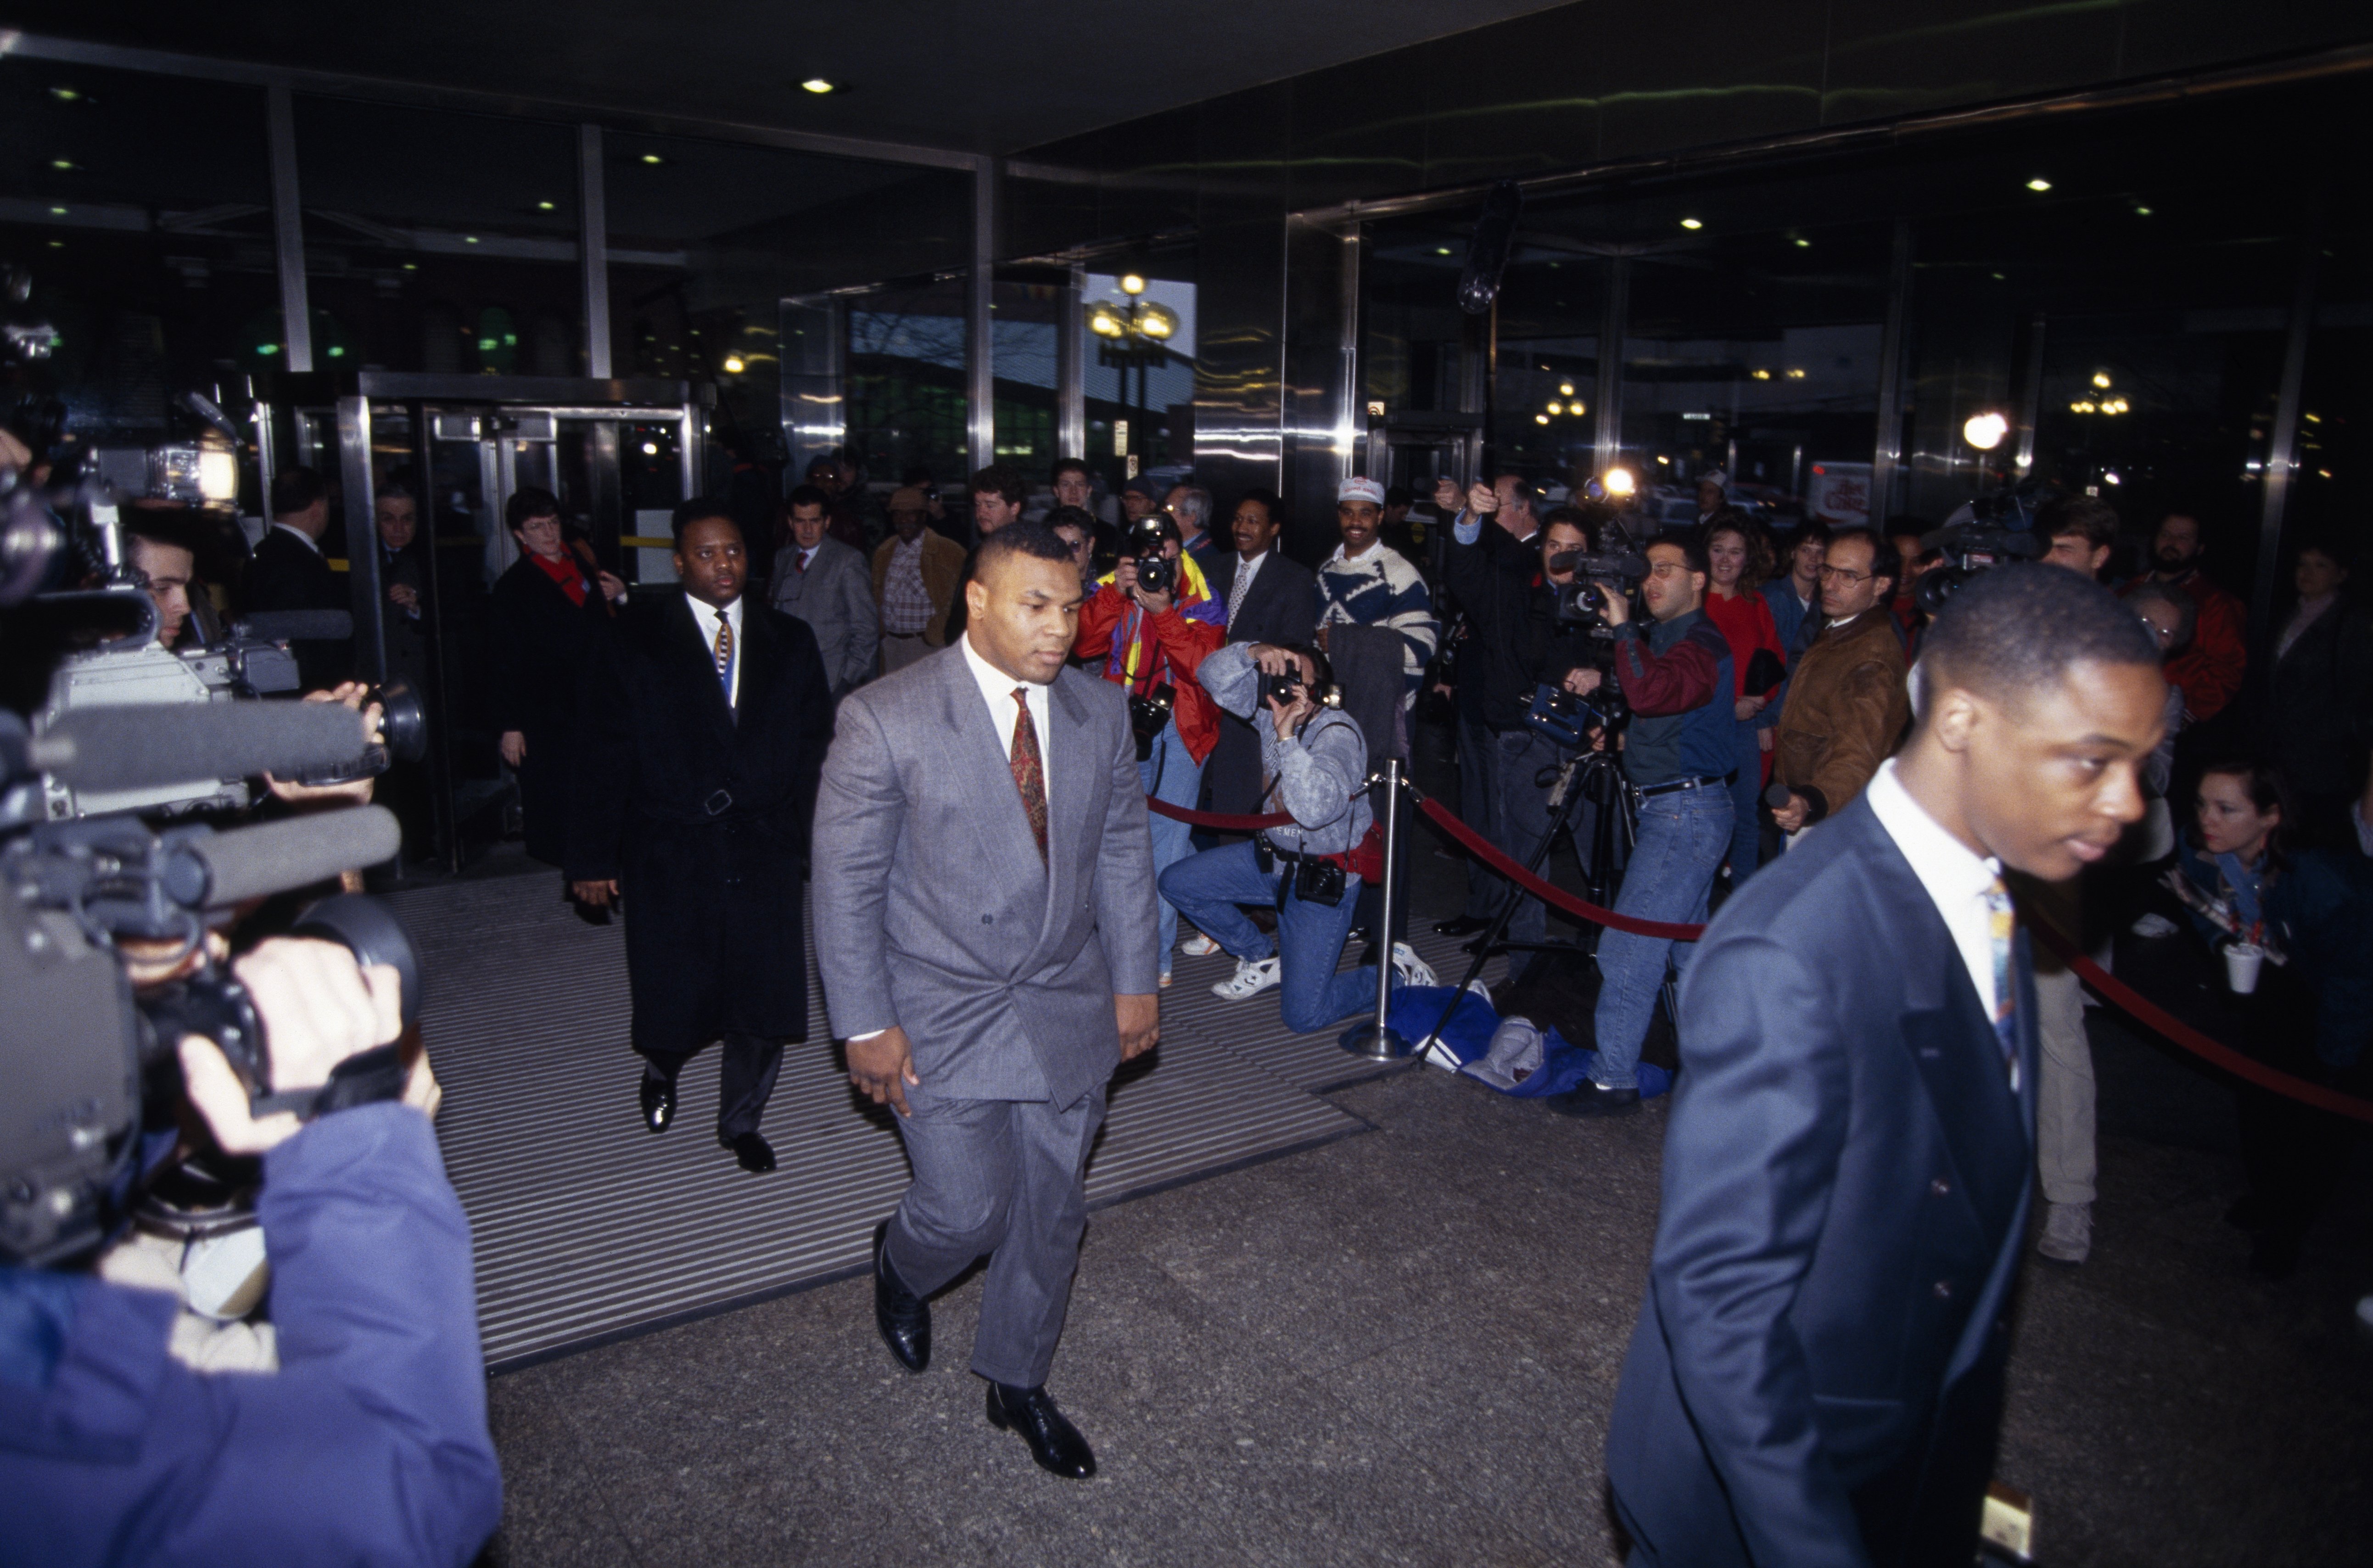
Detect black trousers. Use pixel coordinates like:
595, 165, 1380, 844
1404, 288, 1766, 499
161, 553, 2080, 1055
638, 1032, 784, 1137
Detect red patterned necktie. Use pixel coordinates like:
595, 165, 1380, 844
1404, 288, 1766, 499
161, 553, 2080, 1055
1009, 687, 1048, 863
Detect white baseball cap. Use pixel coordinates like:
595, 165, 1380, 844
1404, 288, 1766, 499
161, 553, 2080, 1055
1338, 477, 1386, 506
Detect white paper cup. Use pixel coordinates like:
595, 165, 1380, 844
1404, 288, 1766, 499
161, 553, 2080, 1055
2224, 942, 2264, 994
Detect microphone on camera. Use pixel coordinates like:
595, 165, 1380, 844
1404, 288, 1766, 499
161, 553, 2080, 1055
32, 701, 373, 790
181, 806, 403, 909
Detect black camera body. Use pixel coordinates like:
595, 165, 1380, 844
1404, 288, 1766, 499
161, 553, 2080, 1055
1126, 515, 1175, 597
1549, 549, 1650, 630
1913, 519, 2045, 616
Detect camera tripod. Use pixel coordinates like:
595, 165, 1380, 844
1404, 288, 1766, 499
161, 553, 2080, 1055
1422, 742, 1681, 1055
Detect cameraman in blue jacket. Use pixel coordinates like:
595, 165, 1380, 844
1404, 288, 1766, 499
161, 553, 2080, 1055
0, 938, 502, 1567
1546, 529, 1735, 1117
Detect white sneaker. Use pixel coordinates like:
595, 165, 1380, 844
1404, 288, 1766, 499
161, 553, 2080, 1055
2131, 913, 2178, 939
1178, 930, 1221, 958
2036, 1201, 2092, 1265
1390, 941, 1437, 990
1211, 956, 1281, 1000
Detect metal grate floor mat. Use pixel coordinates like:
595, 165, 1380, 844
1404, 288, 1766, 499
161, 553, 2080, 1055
388, 873, 1370, 1371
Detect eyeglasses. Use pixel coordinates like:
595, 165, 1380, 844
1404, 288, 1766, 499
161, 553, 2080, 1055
1817, 564, 1873, 583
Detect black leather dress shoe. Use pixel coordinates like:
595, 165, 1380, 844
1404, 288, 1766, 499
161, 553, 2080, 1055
1543, 1081, 1642, 1118
986, 1383, 1096, 1479
873, 1222, 929, 1373
639, 1074, 677, 1134
719, 1131, 775, 1172
1433, 914, 1490, 937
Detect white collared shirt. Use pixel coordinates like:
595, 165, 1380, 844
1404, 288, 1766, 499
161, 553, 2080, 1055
961, 628, 1051, 794
1329, 539, 1382, 566
271, 521, 322, 555
688, 592, 745, 709
1864, 757, 2004, 1023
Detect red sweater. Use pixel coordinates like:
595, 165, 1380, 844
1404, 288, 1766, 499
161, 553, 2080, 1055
2119, 568, 2246, 722
1074, 584, 1227, 762
1702, 588, 1787, 699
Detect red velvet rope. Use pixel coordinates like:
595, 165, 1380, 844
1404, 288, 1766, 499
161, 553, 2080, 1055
1143, 798, 1296, 831
1409, 790, 1711, 941
2029, 923, 2373, 1126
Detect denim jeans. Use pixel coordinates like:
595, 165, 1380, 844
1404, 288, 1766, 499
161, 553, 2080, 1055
1725, 720, 1763, 884
1589, 786, 1731, 1088
1486, 727, 1567, 949
1159, 840, 1378, 1032
1138, 717, 1205, 974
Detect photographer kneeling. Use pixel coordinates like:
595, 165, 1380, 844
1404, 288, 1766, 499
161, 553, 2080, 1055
1545, 532, 1734, 1117
1, 939, 502, 1565
1161, 641, 1430, 1027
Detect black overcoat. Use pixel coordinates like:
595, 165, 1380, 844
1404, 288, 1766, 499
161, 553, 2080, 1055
565, 594, 833, 1054
488, 555, 610, 864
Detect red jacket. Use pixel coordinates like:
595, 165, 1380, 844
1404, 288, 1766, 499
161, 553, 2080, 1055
2120, 568, 2246, 722
1075, 582, 1227, 763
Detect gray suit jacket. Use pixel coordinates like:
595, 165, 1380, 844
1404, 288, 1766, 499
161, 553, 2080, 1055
812, 644, 1160, 1107
771, 535, 879, 694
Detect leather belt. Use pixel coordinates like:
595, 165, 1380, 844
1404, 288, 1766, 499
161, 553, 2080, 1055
1633, 772, 1734, 800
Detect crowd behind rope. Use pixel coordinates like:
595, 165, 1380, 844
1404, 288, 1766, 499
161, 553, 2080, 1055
11, 428, 2369, 1562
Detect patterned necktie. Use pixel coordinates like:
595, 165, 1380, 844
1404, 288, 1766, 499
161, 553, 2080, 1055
1226, 554, 1256, 631
794, 549, 809, 576
1008, 688, 1048, 862
1982, 878, 2019, 1086
712, 609, 734, 703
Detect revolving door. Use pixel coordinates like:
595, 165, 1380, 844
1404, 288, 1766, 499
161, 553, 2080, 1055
258, 372, 712, 873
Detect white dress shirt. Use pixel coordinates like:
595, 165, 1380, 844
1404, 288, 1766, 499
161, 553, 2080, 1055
961, 629, 1050, 793
688, 591, 745, 709
1226, 549, 1266, 630
1864, 756, 2004, 1024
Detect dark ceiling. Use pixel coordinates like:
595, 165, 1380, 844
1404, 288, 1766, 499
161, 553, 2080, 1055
6, 1, 1579, 157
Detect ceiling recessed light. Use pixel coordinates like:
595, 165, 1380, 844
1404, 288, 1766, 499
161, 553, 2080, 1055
50, 158, 74, 171
463, 235, 479, 244
537, 200, 555, 211
641, 153, 663, 165
800, 78, 838, 95
2025, 177, 2052, 192
722, 356, 746, 374
1793, 238, 1810, 248
2133, 205, 2153, 216
49, 86, 78, 101
1434, 246, 1452, 256
48, 205, 66, 215
1679, 217, 1704, 230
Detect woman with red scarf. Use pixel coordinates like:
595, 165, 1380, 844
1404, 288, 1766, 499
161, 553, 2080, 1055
1073, 513, 1225, 985
1701, 517, 1788, 885
489, 488, 625, 865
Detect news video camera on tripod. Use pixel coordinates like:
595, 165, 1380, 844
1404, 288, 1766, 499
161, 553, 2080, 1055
0, 411, 498, 1562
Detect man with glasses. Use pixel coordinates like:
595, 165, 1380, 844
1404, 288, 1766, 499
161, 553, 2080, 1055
1543, 532, 1735, 1118
1769, 530, 1910, 837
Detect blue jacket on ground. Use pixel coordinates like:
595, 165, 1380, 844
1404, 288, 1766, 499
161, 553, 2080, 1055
0, 1104, 501, 1567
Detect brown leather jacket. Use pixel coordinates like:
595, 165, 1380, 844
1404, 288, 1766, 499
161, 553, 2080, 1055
1774, 608, 1909, 824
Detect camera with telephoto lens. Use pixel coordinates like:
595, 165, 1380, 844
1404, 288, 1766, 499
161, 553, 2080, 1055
1125, 514, 1174, 597
1262, 666, 1342, 712
1912, 486, 2052, 616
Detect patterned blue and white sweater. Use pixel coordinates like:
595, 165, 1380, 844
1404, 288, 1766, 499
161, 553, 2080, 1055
1313, 541, 1438, 709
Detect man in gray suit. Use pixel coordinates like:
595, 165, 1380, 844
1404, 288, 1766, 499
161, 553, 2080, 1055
770, 484, 879, 696
812, 520, 1161, 1481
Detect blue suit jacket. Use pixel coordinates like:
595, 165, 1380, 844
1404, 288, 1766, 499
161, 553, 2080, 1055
1607, 796, 2037, 1568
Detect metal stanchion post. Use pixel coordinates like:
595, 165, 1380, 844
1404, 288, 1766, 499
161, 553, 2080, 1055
1339, 759, 1414, 1060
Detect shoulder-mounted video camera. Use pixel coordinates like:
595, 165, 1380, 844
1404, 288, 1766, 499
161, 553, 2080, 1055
1912, 486, 2054, 616
1549, 549, 1650, 629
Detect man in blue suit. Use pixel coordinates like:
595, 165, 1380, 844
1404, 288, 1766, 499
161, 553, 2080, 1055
1606, 565, 2168, 1568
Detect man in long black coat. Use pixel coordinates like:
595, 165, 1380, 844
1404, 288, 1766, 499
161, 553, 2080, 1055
566, 499, 834, 1173
489, 489, 619, 866
245, 465, 353, 689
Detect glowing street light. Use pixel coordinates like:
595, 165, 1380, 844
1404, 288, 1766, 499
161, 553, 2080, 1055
1962, 411, 2010, 451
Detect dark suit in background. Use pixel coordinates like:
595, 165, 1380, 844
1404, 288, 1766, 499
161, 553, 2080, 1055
1198, 547, 1318, 815
488, 554, 610, 866
244, 523, 352, 689
567, 594, 834, 1138
1608, 793, 2037, 1568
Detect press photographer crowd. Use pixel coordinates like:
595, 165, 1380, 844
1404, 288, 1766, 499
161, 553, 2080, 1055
4, 381, 2369, 1563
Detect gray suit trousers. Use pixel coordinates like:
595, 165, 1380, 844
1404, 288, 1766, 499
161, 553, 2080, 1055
883, 1079, 1108, 1389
